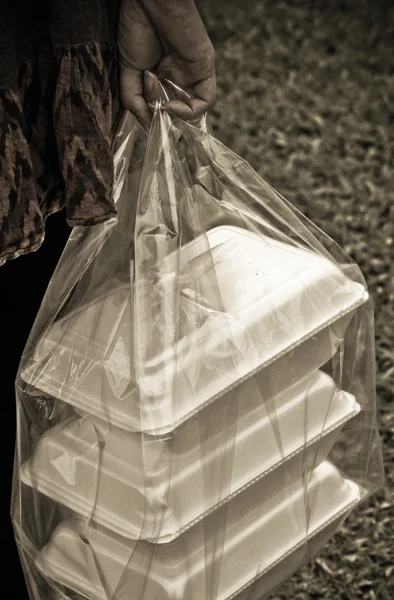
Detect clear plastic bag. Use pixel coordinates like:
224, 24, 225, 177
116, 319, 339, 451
12, 86, 384, 600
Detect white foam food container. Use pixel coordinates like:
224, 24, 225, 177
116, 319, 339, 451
21, 371, 360, 542
21, 226, 367, 434
35, 461, 361, 600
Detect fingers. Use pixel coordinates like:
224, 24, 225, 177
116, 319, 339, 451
120, 66, 216, 126
142, 0, 212, 65
118, 0, 161, 70
117, 0, 162, 127
162, 73, 217, 121
119, 66, 152, 129
120, 68, 169, 128
121, 68, 216, 126
163, 99, 208, 121
144, 70, 169, 104
118, 0, 217, 126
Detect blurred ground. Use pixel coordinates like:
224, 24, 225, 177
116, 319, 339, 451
197, 0, 394, 598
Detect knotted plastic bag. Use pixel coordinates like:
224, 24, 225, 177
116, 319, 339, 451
13, 86, 384, 600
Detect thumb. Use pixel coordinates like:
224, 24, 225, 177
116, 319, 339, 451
119, 65, 152, 129
143, 70, 167, 106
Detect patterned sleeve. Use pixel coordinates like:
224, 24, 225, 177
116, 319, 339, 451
0, 0, 122, 266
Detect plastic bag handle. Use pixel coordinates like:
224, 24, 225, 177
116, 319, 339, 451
157, 76, 209, 133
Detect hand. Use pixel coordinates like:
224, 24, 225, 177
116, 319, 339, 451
117, 0, 216, 128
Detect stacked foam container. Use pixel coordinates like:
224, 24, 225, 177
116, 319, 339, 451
21, 226, 367, 600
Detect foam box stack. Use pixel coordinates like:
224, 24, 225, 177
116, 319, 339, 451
21, 227, 366, 599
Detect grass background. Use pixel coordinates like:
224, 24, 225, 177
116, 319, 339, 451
197, 0, 394, 598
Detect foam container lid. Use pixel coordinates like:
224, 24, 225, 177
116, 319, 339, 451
22, 371, 360, 541
36, 461, 361, 600
22, 227, 367, 434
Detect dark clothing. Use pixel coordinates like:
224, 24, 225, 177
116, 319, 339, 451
0, 0, 122, 266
